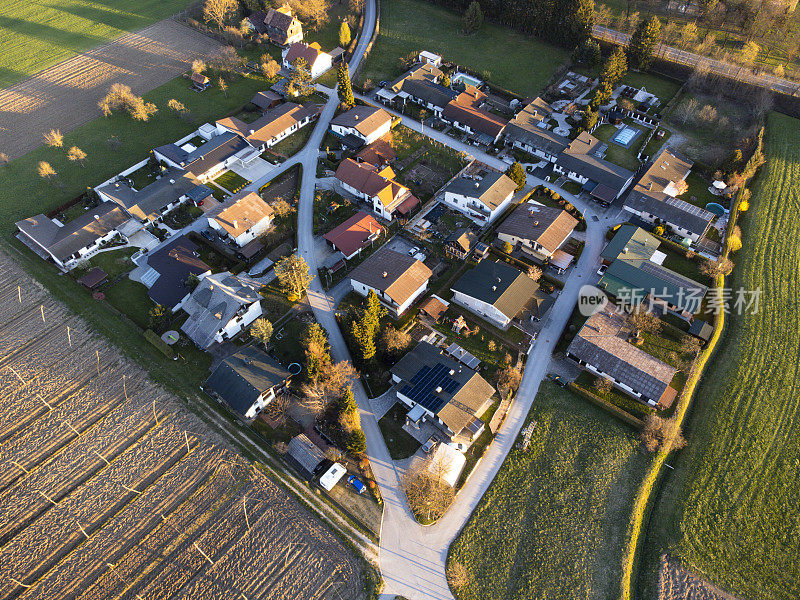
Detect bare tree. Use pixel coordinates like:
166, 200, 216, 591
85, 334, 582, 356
700, 257, 734, 278
381, 325, 411, 355
641, 414, 687, 452
496, 366, 522, 397
214, 45, 243, 74
300, 359, 358, 415
288, 0, 330, 27
43, 129, 64, 148
191, 59, 206, 75
594, 376, 613, 394
37, 161, 58, 186
107, 136, 121, 151
448, 562, 470, 591
403, 456, 455, 521
628, 306, 662, 340
67, 146, 87, 167
0, 152, 10, 166
261, 58, 280, 79
203, 0, 238, 30
527, 265, 542, 281
250, 317, 274, 346
218, 76, 228, 97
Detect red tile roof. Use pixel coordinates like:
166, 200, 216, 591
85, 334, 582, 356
323, 210, 383, 258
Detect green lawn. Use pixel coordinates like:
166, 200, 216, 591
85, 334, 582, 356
85, 247, 137, 279
592, 123, 644, 171
449, 382, 651, 599
0, 70, 270, 235
102, 277, 153, 329
639, 112, 800, 600
0, 0, 194, 88
310, 2, 359, 53
678, 171, 718, 209
268, 122, 317, 158
358, 0, 569, 96
621, 71, 682, 104
213, 170, 250, 193
377, 403, 421, 460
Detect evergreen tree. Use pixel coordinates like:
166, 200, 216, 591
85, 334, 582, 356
337, 62, 355, 106
599, 47, 628, 87
628, 16, 661, 70
441, 73, 451, 87
346, 429, 367, 456
580, 107, 598, 132
287, 58, 314, 98
351, 290, 384, 362
338, 386, 358, 416
505, 161, 527, 191
339, 20, 352, 47
563, 0, 595, 48
589, 80, 613, 109
572, 38, 601, 68
462, 0, 483, 34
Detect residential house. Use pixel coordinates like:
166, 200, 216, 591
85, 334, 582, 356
496, 202, 578, 259
553, 132, 635, 204
504, 98, 570, 161
356, 136, 396, 167
96, 168, 202, 224
599, 224, 708, 320
450, 260, 544, 329
444, 228, 478, 260
181, 272, 263, 349
330, 105, 393, 146
566, 306, 678, 409
216, 102, 321, 152
418, 51, 442, 67
391, 341, 495, 450
139, 236, 211, 312
253, 4, 303, 46
206, 192, 274, 247
282, 42, 332, 79
440, 169, 517, 225
623, 147, 713, 242
323, 210, 383, 260
441, 86, 507, 145
397, 78, 458, 117
153, 132, 256, 182
335, 158, 419, 220
16, 204, 129, 271
205, 346, 292, 420
375, 61, 444, 106
349, 246, 432, 315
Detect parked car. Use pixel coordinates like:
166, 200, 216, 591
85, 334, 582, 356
597, 264, 608, 276
547, 373, 568, 387
408, 246, 420, 256
201, 229, 215, 241
347, 475, 366, 495
421, 437, 436, 454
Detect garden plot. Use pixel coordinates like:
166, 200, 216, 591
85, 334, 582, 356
0, 249, 366, 600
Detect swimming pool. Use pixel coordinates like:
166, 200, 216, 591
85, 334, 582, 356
611, 126, 641, 148
452, 72, 483, 88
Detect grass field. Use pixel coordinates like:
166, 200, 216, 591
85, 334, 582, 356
0, 71, 269, 234
449, 382, 651, 600
639, 112, 800, 599
0, 0, 193, 88
357, 0, 569, 97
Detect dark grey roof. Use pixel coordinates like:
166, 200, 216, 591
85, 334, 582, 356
16, 203, 129, 263
447, 228, 478, 252
496, 203, 578, 254
450, 260, 539, 321
567, 308, 676, 403
443, 171, 517, 212
153, 143, 189, 165
400, 78, 458, 108
205, 346, 291, 416
625, 193, 714, 237
184, 132, 250, 176
97, 168, 200, 222
145, 237, 211, 308
181, 272, 262, 348
504, 122, 570, 156
391, 342, 495, 435
186, 185, 213, 203
557, 132, 634, 193
287, 434, 325, 476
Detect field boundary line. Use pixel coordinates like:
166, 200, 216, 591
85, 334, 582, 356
620, 178, 755, 600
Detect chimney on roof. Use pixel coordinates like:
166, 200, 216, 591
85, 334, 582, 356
533, 220, 539, 226
475, 181, 480, 188
492, 285, 497, 291
647, 181, 653, 191
436, 386, 443, 393
623, 246, 628, 253
354, 114, 359, 120
169, 179, 175, 184
449, 369, 455, 375
249, 129, 255, 135
382, 271, 388, 278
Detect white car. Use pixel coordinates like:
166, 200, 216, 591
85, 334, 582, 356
408, 246, 420, 256
597, 264, 608, 276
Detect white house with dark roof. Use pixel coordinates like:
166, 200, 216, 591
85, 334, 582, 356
16, 204, 130, 271
153, 131, 258, 182
215, 102, 320, 152
440, 168, 517, 225
205, 346, 292, 420
181, 272, 263, 349
623, 147, 713, 242
281, 42, 332, 79
496, 203, 578, 259
554, 132, 635, 204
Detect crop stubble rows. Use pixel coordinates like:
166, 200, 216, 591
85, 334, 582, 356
0, 251, 364, 599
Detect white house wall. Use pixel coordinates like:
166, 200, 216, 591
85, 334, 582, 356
451, 290, 511, 329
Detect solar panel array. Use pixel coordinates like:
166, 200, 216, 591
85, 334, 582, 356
640, 261, 703, 290
399, 363, 460, 414
665, 196, 714, 219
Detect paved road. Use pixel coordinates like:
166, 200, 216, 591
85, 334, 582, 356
287, 5, 617, 597
593, 24, 800, 97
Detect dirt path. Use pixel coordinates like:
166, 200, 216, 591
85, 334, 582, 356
0, 19, 221, 160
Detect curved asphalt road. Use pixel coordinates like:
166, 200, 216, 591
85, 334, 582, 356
288, 4, 614, 596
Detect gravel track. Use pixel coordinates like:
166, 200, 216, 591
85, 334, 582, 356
0, 249, 366, 599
